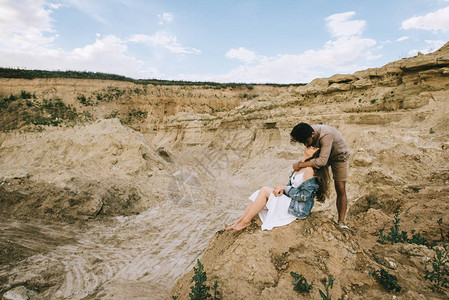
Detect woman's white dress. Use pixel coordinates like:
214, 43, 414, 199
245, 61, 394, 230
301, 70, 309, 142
249, 172, 304, 231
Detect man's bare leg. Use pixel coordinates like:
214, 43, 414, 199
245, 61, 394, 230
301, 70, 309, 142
335, 181, 347, 223
227, 187, 273, 231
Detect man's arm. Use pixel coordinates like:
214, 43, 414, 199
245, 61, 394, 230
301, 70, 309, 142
293, 134, 333, 171
293, 160, 313, 171
310, 134, 333, 168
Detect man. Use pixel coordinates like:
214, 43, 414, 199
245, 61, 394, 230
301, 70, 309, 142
290, 122, 350, 228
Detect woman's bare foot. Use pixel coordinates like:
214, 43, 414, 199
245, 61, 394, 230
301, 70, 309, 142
225, 225, 234, 230
226, 220, 251, 231
226, 221, 239, 230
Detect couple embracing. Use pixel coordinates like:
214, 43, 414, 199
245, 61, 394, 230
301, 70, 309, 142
227, 122, 350, 231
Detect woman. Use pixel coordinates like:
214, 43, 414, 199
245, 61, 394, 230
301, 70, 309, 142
226, 146, 330, 231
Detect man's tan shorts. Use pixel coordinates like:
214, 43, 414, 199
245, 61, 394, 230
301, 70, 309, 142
330, 158, 349, 182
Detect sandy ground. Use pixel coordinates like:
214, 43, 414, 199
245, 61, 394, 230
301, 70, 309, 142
1, 43, 449, 299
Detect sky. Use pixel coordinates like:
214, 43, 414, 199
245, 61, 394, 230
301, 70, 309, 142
1, 0, 449, 83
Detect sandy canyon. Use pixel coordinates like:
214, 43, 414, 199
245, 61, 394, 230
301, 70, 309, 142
1, 43, 449, 299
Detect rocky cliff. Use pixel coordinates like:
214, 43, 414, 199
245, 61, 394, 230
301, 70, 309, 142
0, 43, 448, 299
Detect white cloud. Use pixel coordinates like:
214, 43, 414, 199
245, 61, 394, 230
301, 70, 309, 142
325, 11, 366, 37
397, 36, 409, 42
225, 47, 260, 64
188, 11, 376, 84
209, 11, 375, 83
158, 12, 174, 25
129, 32, 201, 54
0, 35, 159, 79
407, 39, 446, 56
184, 36, 378, 84
0, 1, 196, 78
401, 6, 449, 32
49, 3, 63, 9
0, 1, 153, 78
0, 0, 57, 50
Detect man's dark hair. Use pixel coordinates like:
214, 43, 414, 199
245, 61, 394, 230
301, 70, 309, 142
290, 122, 314, 144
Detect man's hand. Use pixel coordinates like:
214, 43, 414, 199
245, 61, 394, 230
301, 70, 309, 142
292, 147, 319, 170
273, 186, 286, 196
292, 162, 300, 171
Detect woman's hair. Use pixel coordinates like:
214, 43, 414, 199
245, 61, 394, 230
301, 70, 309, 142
304, 149, 330, 203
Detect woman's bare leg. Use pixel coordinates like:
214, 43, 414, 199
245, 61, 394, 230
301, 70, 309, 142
226, 201, 253, 230
227, 187, 273, 231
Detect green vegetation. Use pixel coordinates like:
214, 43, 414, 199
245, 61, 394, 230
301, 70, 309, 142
121, 109, 148, 124
374, 214, 449, 293
377, 213, 430, 247
430, 128, 435, 134
0, 67, 306, 88
438, 218, 449, 242
370, 99, 377, 104
20, 90, 34, 99
93, 86, 127, 102
0, 91, 90, 132
240, 93, 259, 99
105, 110, 119, 119
291, 272, 313, 294
189, 259, 210, 299
371, 253, 391, 269
425, 248, 449, 291
188, 259, 220, 300
212, 281, 220, 300
319, 275, 335, 300
77, 94, 95, 106
370, 268, 402, 293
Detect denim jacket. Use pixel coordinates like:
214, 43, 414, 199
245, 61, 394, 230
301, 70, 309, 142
283, 172, 319, 219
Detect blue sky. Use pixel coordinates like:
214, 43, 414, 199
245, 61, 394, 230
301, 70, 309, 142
1, 0, 449, 83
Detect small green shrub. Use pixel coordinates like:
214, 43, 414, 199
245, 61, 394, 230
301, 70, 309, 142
212, 280, 220, 300
77, 94, 95, 106
370, 268, 402, 293
430, 128, 435, 134
6, 94, 18, 101
319, 275, 334, 300
20, 90, 33, 99
370, 99, 377, 104
291, 272, 313, 294
377, 213, 429, 246
437, 218, 449, 242
189, 259, 211, 300
377, 213, 408, 244
409, 230, 430, 247
0, 94, 18, 109
105, 110, 119, 119
425, 248, 449, 291
371, 253, 389, 268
